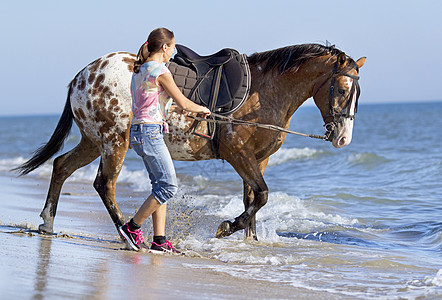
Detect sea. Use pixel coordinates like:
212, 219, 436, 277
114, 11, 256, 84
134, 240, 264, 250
0, 101, 441, 299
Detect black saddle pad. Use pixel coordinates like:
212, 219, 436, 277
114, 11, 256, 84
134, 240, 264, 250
167, 44, 251, 116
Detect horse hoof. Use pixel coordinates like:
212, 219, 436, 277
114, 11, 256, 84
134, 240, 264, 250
216, 220, 233, 238
38, 223, 53, 234
244, 235, 258, 242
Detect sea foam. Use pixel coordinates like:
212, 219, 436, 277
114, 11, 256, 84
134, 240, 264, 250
267, 147, 319, 167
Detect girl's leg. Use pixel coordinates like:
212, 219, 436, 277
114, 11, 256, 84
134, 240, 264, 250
124, 124, 179, 251
132, 194, 168, 236
133, 194, 161, 225
152, 204, 167, 236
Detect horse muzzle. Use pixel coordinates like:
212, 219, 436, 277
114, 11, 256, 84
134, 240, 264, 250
329, 116, 354, 148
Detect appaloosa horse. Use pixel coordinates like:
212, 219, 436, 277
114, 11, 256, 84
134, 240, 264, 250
17, 43, 365, 240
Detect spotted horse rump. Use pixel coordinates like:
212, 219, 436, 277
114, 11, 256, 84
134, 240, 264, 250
71, 51, 215, 161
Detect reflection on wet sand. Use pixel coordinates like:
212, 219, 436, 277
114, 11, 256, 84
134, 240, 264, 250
120, 251, 165, 298
33, 236, 51, 300
30, 232, 168, 299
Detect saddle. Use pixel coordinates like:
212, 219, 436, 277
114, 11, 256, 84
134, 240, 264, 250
167, 44, 251, 116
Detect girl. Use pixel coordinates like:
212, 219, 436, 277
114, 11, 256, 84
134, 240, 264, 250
119, 28, 211, 253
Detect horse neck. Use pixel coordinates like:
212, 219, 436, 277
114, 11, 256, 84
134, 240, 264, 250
247, 55, 332, 125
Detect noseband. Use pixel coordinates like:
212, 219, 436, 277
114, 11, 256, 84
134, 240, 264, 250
313, 59, 361, 141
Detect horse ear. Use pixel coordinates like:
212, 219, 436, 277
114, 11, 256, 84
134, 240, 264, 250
356, 57, 366, 68
337, 53, 347, 67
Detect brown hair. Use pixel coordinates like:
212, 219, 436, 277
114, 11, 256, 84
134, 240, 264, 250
133, 27, 175, 73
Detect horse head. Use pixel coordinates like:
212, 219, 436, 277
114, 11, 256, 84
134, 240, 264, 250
313, 52, 366, 148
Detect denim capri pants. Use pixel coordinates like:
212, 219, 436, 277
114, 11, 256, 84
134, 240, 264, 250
129, 124, 178, 204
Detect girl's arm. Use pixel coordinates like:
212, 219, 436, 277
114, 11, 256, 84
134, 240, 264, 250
158, 72, 211, 116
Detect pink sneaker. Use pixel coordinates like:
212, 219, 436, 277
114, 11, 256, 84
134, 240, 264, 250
150, 240, 182, 255
118, 223, 148, 251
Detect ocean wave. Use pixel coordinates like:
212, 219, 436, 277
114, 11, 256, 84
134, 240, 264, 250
268, 147, 321, 167
427, 269, 442, 287
404, 269, 442, 297
0, 157, 28, 172
0, 156, 154, 192
0, 156, 59, 179
210, 191, 359, 242
180, 235, 302, 265
347, 152, 390, 168
390, 221, 442, 252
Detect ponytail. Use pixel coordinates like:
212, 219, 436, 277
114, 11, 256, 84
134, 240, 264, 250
133, 27, 174, 73
134, 43, 149, 73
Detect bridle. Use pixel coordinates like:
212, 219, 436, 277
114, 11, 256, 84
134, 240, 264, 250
313, 58, 361, 141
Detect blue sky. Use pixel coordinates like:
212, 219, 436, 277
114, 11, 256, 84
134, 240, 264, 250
0, 0, 441, 116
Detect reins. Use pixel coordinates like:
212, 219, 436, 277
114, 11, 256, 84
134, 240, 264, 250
188, 112, 329, 140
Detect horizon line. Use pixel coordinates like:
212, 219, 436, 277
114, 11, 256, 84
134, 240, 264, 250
1, 99, 441, 118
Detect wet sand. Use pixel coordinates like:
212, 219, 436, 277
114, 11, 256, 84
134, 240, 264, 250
1, 229, 331, 299
0, 175, 339, 300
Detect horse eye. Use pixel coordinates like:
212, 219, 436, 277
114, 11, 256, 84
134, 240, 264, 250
338, 88, 346, 95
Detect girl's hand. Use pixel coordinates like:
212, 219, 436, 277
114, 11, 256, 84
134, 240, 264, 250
200, 107, 211, 118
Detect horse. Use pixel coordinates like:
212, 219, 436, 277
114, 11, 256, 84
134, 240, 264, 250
16, 43, 366, 241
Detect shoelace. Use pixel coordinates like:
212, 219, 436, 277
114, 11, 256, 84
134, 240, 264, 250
165, 241, 178, 252
129, 228, 144, 244
152, 241, 178, 252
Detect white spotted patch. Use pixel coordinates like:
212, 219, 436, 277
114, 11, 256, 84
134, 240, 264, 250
70, 54, 213, 161
166, 110, 213, 161
70, 52, 134, 154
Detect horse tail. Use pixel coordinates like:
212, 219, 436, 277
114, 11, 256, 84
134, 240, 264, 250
14, 83, 75, 176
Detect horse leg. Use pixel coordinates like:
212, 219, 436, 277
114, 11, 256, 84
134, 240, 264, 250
243, 157, 269, 241
39, 136, 100, 233
93, 138, 128, 232
242, 182, 257, 240
216, 153, 269, 239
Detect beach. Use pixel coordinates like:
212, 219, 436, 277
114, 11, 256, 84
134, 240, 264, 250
1, 175, 334, 300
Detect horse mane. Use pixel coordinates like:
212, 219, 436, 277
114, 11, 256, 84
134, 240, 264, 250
248, 43, 358, 75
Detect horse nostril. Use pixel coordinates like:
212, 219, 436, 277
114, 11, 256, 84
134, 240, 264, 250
339, 137, 346, 146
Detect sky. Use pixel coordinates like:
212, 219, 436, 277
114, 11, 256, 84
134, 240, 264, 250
0, 0, 441, 116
